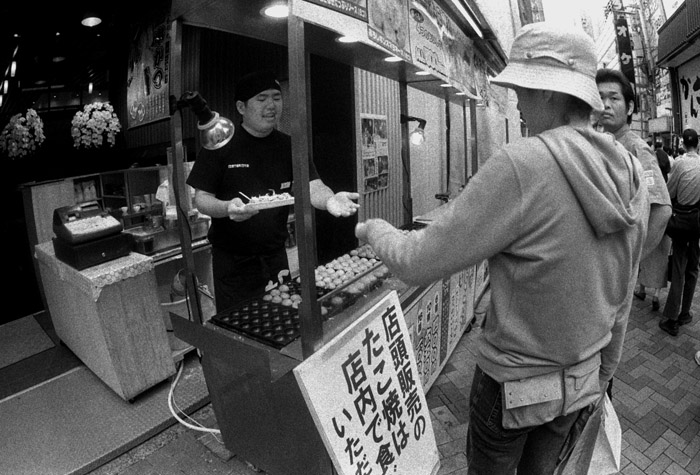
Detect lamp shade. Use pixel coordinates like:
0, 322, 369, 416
181, 91, 234, 150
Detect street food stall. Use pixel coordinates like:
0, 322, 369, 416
165, 1, 503, 474
19, 0, 504, 472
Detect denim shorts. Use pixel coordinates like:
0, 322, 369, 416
466, 365, 582, 474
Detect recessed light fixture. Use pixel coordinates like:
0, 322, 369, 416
10, 61, 16, 77
384, 56, 402, 62
440, 83, 451, 88
456, 92, 467, 96
262, 3, 289, 18
337, 36, 358, 43
415, 70, 431, 76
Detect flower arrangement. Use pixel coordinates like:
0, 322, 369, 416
71, 101, 122, 149
0, 108, 46, 159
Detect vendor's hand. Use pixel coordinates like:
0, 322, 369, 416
326, 192, 360, 217
227, 198, 259, 222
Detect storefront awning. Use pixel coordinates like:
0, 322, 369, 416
658, 0, 700, 68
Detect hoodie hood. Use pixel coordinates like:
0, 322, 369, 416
538, 126, 649, 238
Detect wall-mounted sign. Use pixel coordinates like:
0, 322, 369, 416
678, 55, 700, 134
127, 15, 171, 129
368, 0, 412, 61
306, 0, 368, 21
294, 291, 440, 475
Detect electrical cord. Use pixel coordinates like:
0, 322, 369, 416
168, 360, 221, 436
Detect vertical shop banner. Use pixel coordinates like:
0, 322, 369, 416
361, 114, 389, 193
368, 0, 412, 61
127, 16, 171, 129
294, 291, 440, 475
614, 17, 635, 85
306, 0, 368, 21
677, 55, 700, 133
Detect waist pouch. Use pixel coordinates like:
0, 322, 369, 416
501, 353, 601, 429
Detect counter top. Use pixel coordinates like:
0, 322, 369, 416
35, 241, 154, 301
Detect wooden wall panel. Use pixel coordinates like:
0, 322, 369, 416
354, 69, 403, 227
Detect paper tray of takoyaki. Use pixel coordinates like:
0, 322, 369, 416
243, 192, 294, 211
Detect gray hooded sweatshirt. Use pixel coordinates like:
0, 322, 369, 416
361, 125, 649, 386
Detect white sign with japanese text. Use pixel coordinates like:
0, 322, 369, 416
294, 291, 439, 475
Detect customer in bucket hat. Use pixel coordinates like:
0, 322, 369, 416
356, 21, 649, 473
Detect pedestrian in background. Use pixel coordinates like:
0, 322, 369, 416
356, 23, 649, 474
659, 128, 700, 336
596, 69, 672, 317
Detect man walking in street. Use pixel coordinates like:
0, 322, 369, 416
660, 128, 700, 336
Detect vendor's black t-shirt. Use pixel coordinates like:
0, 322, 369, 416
186, 127, 319, 255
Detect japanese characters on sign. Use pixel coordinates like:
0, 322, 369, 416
126, 16, 171, 129
678, 55, 700, 133
294, 291, 439, 475
614, 16, 635, 85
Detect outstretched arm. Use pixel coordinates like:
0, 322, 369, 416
309, 179, 360, 217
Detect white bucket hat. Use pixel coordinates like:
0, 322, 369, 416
491, 22, 604, 112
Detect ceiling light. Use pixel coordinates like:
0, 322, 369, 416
10, 61, 16, 77
262, 3, 289, 18
52, 56, 66, 63
81, 13, 102, 27
456, 92, 467, 96
88, 82, 93, 94
336, 36, 358, 43
440, 83, 452, 88
415, 70, 431, 76
384, 56, 402, 62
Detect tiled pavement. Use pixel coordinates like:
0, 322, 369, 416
89, 286, 700, 475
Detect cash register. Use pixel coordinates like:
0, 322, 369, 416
52, 201, 132, 270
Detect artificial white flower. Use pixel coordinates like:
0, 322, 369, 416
71, 102, 122, 149
0, 108, 46, 159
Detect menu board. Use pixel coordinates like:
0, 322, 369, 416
294, 291, 440, 475
126, 16, 171, 129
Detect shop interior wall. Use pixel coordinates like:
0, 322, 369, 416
354, 69, 404, 227
448, 100, 470, 196
408, 86, 448, 218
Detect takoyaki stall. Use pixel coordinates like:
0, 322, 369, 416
169, 1, 501, 474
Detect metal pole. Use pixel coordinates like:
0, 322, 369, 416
168, 18, 203, 326
288, 7, 323, 358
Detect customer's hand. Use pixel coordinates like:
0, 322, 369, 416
227, 198, 259, 222
326, 192, 360, 217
